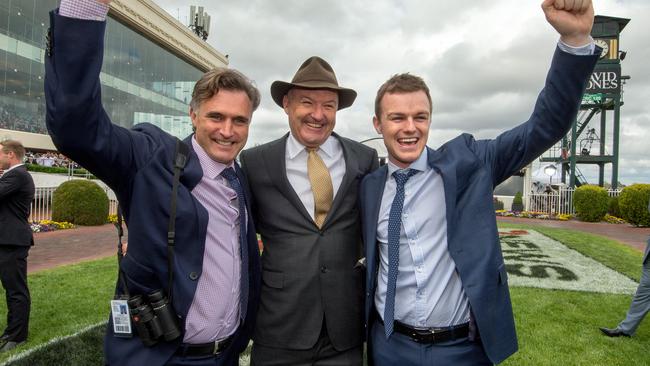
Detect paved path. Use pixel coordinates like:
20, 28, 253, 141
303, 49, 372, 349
498, 216, 650, 252
26, 218, 649, 273
28, 224, 120, 273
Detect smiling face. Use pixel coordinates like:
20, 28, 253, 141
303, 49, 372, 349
190, 89, 253, 164
283, 88, 338, 149
374, 91, 431, 168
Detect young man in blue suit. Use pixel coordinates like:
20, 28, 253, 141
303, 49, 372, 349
360, 0, 598, 364
45, 1, 261, 364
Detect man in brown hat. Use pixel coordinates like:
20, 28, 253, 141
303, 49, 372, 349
240, 57, 378, 365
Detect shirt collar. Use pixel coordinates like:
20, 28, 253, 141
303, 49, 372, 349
191, 136, 233, 179
2, 163, 24, 176
287, 133, 337, 160
387, 148, 429, 177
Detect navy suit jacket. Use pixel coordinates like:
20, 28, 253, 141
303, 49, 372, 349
44, 11, 261, 365
360, 48, 598, 364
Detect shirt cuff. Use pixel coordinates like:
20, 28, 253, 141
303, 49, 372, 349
557, 36, 595, 56
59, 0, 109, 21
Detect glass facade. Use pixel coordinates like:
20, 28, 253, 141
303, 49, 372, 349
0, 0, 202, 140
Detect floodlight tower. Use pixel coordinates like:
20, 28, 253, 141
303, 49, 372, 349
189, 5, 211, 41
539, 15, 630, 189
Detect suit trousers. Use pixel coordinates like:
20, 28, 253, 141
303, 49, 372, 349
369, 319, 491, 366
0, 245, 31, 342
618, 258, 650, 335
250, 320, 363, 366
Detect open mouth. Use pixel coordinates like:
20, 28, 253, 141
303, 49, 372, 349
215, 140, 235, 146
305, 122, 325, 129
398, 137, 418, 146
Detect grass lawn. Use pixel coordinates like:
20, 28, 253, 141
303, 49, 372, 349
0, 257, 115, 364
1, 224, 648, 365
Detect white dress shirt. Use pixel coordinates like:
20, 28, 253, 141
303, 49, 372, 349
285, 134, 346, 221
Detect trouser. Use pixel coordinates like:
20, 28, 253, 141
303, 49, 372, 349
250, 321, 362, 366
369, 318, 492, 366
0, 245, 31, 342
618, 257, 650, 335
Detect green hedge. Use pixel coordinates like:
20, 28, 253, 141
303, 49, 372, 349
52, 180, 109, 226
618, 184, 650, 227
608, 196, 620, 218
573, 185, 608, 222
26, 163, 94, 177
493, 197, 505, 210
511, 191, 524, 211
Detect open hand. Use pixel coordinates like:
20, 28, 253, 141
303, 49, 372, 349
542, 0, 594, 47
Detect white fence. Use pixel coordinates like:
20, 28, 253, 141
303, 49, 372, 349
30, 186, 118, 222
526, 187, 620, 216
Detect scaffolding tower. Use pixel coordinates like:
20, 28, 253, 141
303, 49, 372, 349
540, 15, 630, 189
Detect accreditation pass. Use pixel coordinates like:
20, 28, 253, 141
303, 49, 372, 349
110, 299, 132, 337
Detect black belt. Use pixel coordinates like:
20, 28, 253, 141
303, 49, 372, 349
378, 315, 469, 344
176, 335, 233, 357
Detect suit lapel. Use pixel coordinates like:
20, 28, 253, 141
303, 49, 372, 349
180, 135, 203, 190
427, 147, 457, 243
364, 166, 387, 294
263, 134, 314, 224
323, 134, 358, 228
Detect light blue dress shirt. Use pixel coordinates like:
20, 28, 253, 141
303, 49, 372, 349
375, 149, 470, 327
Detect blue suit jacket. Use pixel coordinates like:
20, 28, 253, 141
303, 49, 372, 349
44, 11, 261, 365
360, 48, 598, 364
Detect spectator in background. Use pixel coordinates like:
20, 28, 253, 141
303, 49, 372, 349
0, 139, 36, 353
600, 199, 650, 337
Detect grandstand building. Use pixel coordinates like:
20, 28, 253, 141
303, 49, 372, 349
0, 0, 227, 151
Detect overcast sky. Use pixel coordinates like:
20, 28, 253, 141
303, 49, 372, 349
157, 0, 649, 186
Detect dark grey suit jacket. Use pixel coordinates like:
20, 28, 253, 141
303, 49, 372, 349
240, 132, 378, 351
0, 165, 35, 247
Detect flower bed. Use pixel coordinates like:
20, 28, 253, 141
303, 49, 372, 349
31, 220, 75, 233
496, 210, 627, 223
495, 210, 572, 221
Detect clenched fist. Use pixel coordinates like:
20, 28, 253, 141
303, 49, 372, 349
542, 0, 594, 47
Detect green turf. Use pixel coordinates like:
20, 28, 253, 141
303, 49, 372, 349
0, 257, 116, 364
1, 226, 648, 365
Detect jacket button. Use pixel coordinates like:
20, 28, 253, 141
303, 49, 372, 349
189, 272, 199, 280
320, 266, 328, 273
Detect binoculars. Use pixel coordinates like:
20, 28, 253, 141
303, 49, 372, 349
128, 290, 181, 346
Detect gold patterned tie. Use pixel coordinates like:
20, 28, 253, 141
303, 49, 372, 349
307, 148, 333, 228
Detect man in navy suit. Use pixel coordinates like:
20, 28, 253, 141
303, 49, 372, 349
360, 1, 598, 364
45, 1, 261, 364
0, 140, 35, 353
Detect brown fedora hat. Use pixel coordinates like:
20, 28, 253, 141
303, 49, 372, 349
271, 56, 357, 110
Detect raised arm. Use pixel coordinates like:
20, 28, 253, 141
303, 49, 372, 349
45, 0, 157, 192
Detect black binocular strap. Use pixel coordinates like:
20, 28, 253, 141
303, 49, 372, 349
166, 138, 189, 302
115, 138, 189, 301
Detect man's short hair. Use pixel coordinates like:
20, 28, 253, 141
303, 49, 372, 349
0, 139, 25, 160
374, 73, 433, 118
190, 68, 261, 112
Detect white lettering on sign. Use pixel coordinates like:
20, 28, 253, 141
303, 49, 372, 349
587, 71, 619, 92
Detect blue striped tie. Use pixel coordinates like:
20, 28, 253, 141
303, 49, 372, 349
384, 169, 417, 338
221, 167, 249, 321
